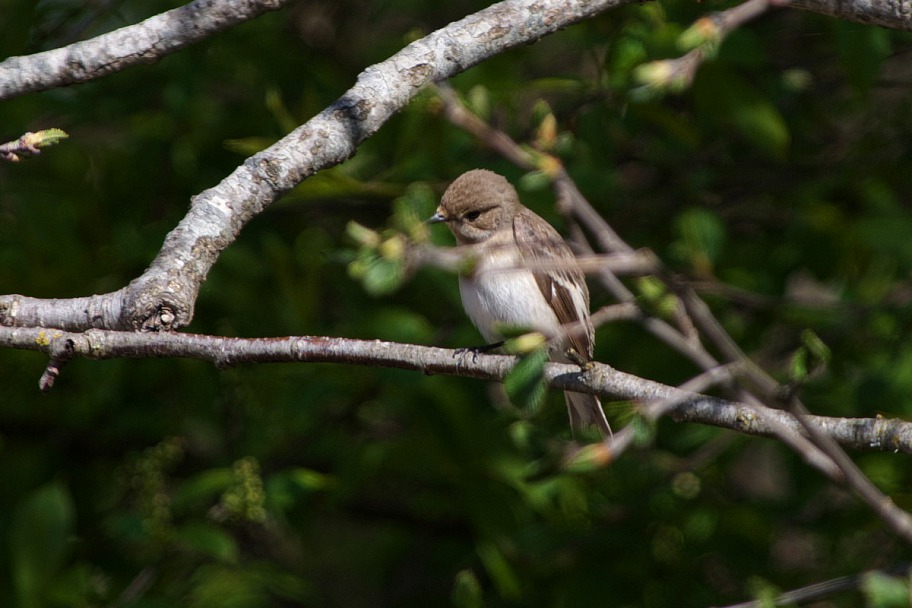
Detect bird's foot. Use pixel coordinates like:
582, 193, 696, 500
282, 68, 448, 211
454, 341, 505, 363
566, 348, 594, 371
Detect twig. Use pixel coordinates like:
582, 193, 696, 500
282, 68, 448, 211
0, 129, 69, 162
786, 397, 912, 545
410, 243, 657, 276
717, 562, 912, 608
430, 79, 912, 546
567, 364, 741, 469
634, 0, 785, 92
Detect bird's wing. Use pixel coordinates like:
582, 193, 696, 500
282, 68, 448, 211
513, 208, 593, 359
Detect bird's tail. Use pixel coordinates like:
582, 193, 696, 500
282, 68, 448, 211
565, 391, 612, 438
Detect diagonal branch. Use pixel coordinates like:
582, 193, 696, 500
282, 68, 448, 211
431, 80, 912, 546
0, 0, 634, 333
720, 562, 912, 608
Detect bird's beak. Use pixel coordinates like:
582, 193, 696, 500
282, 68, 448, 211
427, 209, 448, 224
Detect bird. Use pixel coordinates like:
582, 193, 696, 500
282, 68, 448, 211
428, 169, 611, 437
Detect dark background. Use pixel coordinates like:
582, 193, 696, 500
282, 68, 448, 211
1, 1, 911, 606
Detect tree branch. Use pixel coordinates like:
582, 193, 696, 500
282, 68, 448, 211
430, 77, 912, 543
0, 0, 634, 333
0, 0, 293, 101
3, 325, 910, 454
720, 562, 912, 608
634, 0, 783, 93
790, 0, 912, 30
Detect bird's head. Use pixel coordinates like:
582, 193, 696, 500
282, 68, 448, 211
428, 169, 520, 244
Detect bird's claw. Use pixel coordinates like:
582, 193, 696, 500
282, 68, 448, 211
453, 341, 504, 364
566, 348, 594, 370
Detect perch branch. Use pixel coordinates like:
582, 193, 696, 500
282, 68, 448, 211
2, 325, 911, 456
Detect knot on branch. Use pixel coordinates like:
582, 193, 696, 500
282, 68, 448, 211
122, 280, 190, 332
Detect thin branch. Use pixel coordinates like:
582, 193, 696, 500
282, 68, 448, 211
786, 398, 912, 545
432, 86, 724, 372
2, 325, 911, 455
0, 129, 69, 162
634, 0, 785, 92
410, 243, 657, 277
431, 78, 912, 546
563, 163, 912, 546
572, 364, 742, 468
0, 0, 293, 101
433, 84, 839, 478
718, 562, 912, 608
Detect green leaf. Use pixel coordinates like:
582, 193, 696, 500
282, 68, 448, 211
465, 85, 491, 120
476, 542, 521, 600
264, 87, 297, 134
801, 329, 831, 368
745, 576, 780, 608
171, 468, 235, 512
45, 563, 96, 607
451, 569, 484, 608
267, 468, 333, 513
672, 208, 726, 275
677, 17, 721, 53
789, 348, 808, 384
187, 564, 268, 608
518, 170, 551, 192
730, 98, 790, 160
176, 522, 240, 563
694, 65, 790, 159
10, 481, 76, 608
630, 102, 702, 148
285, 467, 333, 492
790, 329, 831, 385
503, 348, 549, 414
861, 572, 911, 608
563, 442, 613, 473
30, 128, 69, 148
392, 183, 436, 241
345, 221, 381, 248
631, 415, 657, 447
362, 255, 405, 296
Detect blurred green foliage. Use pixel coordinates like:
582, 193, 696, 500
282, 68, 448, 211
2, 1, 912, 606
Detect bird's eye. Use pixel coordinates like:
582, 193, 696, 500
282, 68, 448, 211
465, 210, 481, 221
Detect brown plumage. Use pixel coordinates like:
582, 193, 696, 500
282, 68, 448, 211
429, 169, 611, 437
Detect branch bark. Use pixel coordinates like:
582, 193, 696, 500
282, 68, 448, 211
0, 0, 634, 332
3, 0, 909, 333
790, 0, 912, 30
0, 0, 292, 101
3, 325, 911, 454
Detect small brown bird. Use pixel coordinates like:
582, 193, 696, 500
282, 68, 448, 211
429, 169, 611, 437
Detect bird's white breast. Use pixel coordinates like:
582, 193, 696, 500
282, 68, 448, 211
458, 245, 561, 343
